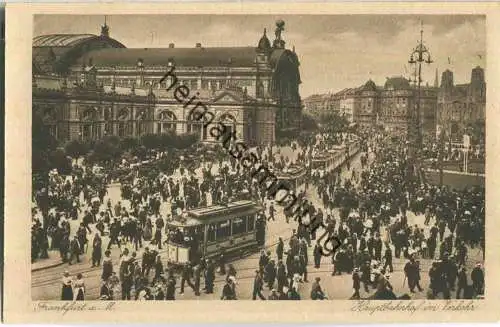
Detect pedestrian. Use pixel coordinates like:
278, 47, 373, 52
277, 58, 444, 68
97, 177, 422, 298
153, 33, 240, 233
313, 242, 322, 269
166, 270, 177, 300
221, 277, 236, 300
471, 263, 484, 296
61, 271, 73, 301
205, 259, 215, 294
73, 273, 85, 301
276, 237, 284, 261
180, 263, 196, 295
193, 263, 201, 296
252, 270, 266, 300
310, 277, 326, 300
352, 268, 361, 299
456, 267, 468, 299
92, 233, 102, 267
101, 249, 113, 281
69, 236, 81, 265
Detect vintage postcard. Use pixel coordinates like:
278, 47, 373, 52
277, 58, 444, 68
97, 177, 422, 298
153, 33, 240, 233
4, 2, 500, 323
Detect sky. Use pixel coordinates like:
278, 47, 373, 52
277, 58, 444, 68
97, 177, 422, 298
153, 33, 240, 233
34, 15, 486, 97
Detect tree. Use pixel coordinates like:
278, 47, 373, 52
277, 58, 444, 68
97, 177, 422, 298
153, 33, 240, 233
318, 111, 349, 135
49, 149, 72, 175
32, 109, 59, 230
140, 133, 161, 150
301, 112, 319, 131
92, 136, 122, 163
174, 132, 199, 150
120, 136, 139, 152
64, 139, 89, 161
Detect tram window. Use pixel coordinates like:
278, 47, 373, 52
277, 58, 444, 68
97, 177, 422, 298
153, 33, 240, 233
208, 224, 216, 242
247, 215, 255, 232
232, 217, 247, 235
216, 220, 231, 240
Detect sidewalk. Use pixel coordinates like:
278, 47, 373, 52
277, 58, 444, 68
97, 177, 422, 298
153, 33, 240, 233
31, 250, 66, 272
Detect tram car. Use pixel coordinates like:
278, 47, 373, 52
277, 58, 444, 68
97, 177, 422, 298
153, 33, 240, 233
275, 165, 307, 193
165, 200, 265, 267
311, 151, 335, 172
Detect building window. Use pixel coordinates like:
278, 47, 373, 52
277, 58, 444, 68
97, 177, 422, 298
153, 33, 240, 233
118, 122, 126, 137
158, 110, 177, 133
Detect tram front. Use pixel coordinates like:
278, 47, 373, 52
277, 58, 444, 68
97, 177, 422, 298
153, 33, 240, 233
165, 216, 203, 267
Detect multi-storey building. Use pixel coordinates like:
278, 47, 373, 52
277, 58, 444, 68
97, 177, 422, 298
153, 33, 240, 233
305, 67, 484, 140
436, 66, 486, 140
32, 21, 303, 145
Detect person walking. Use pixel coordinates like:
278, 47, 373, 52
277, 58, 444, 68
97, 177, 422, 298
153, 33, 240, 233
91, 233, 102, 267
252, 270, 266, 300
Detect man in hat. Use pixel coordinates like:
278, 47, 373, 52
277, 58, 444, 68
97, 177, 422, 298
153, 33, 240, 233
456, 266, 468, 299
265, 259, 277, 289
193, 263, 202, 296
180, 262, 196, 295
471, 263, 484, 296
352, 268, 361, 299
276, 260, 287, 293
276, 237, 284, 261
404, 256, 420, 293
382, 244, 393, 273
313, 242, 323, 269
205, 259, 215, 294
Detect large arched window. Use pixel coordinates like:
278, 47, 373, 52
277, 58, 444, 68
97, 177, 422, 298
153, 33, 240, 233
157, 110, 177, 134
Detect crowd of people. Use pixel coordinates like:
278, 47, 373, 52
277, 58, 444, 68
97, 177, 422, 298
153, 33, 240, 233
31, 126, 485, 301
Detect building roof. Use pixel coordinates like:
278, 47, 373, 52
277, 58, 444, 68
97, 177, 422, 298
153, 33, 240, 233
384, 76, 411, 90
257, 29, 272, 50
33, 34, 99, 47
33, 33, 126, 74
361, 79, 377, 92
75, 47, 260, 68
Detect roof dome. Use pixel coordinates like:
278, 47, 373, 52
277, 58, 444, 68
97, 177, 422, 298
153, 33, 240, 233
257, 28, 271, 51
384, 77, 411, 90
362, 79, 377, 92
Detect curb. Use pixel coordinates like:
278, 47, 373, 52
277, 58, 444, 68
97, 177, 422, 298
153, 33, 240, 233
31, 260, 66, 273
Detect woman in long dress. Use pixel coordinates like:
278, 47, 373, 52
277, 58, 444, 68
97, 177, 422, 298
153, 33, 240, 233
73, 273, 85, 301
61, 271, 73, 300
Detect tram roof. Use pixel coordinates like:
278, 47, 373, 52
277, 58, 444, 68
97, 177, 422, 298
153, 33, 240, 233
312, 152, 334, 161
187, 200, 264, 224
276, 165, 306, 178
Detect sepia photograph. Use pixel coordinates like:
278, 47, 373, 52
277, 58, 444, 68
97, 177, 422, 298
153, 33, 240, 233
5, 2, 500, 323
29, 13, 486, 302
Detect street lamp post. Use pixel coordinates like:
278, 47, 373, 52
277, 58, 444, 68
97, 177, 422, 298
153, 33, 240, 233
408, 21, 433, 151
